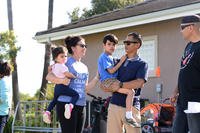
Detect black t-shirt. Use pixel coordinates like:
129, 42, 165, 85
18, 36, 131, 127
177, 40, 200, 109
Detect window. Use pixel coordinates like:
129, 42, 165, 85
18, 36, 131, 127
113, 35, 158, 77
112, 41, 124, 58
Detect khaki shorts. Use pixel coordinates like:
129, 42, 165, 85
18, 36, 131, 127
101, 78, 120, 92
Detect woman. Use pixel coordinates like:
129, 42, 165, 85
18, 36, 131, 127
46, 36, 99, 133
0, 62, 12, 133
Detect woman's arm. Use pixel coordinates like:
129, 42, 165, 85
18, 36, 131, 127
85, 72, 99, 93
46, 72, 70, 85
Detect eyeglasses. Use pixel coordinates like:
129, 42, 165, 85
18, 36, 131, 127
123, 40, 139, 45
180, 24, 194, 30
77, 44, 88, 48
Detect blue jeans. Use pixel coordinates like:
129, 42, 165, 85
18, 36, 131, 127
0, 115, 8, 133
172, 105, 188, 133
187, 113, 200, 133
47, 84, 79, 112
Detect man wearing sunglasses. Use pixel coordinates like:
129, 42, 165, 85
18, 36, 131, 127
101, 32, 148, 133
171, 15, 200, 133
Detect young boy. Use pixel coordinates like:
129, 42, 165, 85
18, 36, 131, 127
98, 34, 140, 127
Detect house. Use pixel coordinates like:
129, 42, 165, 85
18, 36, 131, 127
34, 0, 200, 103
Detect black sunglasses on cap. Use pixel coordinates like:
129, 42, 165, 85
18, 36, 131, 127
77, 44, 88, 48
123, 40, 139, 45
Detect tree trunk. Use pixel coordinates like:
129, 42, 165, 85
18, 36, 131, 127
47, 0, 54, 30
39, 44, 51, 100
7, 0, 22, 120
39, 0, 54, 101
12, 58, 22, 120
7, 0, 13, 30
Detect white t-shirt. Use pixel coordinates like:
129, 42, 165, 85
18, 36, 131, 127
52, 63, 69, 78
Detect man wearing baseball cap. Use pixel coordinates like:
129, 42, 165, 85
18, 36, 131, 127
171, 15, 200, 133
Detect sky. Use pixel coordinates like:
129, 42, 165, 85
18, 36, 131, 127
0, 0, 91, 96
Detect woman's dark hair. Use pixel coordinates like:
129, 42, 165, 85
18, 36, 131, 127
52, 47, 65, 61
103, 34, 118, 44
128, 32, 142, 47
0, 62, 11, 78
65, 36, 84, 54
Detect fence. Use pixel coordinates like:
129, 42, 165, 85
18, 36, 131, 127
12, 100, 61, 133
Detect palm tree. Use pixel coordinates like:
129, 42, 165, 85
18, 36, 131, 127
39, 0, 54, 100
7, 0, 22, 120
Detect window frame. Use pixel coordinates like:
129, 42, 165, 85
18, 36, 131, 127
112, 35, 158, 77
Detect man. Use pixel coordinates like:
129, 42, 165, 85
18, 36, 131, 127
101, 32, 148, 133
171, 15, 200, 133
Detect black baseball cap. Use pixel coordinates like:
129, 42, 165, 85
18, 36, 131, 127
181, 15, 200, 25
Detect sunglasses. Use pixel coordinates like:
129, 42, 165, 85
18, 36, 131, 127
77, 44, 88, 48
123, 40, 139, 45
180, 24, 194, 30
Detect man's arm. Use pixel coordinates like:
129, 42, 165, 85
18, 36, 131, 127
170, 85, 179, 104
46, 72, 70, 85
120, 62, 148, 89
100, 78, 145, 91
122, 78, 145, 90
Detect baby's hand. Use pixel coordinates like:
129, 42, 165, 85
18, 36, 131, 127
120, 55, 127, 63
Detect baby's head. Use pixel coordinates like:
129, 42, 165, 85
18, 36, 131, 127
0, 62, 11, 78
103, 34, 118, 55
52, 47, 66, 64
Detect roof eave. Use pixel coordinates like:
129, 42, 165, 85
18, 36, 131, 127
34, 2, 200, 43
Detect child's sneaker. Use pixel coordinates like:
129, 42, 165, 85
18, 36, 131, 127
43, 111, 51, 124
125, 117, 141, 128
64, 104, 73, 119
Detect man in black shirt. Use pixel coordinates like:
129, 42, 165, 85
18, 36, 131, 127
171, 15, 200, 133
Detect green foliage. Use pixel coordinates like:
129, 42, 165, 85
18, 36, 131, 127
35, 83, 55, 100
20, 93, 35, 101
45, 83, 55, 100
3, 115, 13, 133
0, 31, 20, 63
20, 83, 55, 101
68, 7, 80, 22
68, 0, 144, 22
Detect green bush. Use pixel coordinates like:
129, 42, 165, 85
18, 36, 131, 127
3, 115, 13, 133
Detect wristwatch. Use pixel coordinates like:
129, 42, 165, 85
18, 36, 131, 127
119, 81, 123, 88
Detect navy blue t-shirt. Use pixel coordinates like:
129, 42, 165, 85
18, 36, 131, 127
110, 56, 148, 110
